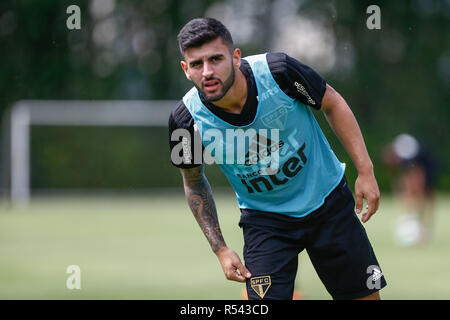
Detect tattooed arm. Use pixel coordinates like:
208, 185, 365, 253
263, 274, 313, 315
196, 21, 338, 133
180, 165, 251, 282
181, 165, 225, 252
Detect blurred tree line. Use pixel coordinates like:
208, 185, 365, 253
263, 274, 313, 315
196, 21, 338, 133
0, 0, 449, 192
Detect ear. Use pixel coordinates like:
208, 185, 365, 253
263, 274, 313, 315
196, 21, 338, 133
180, 60, 191, 80
232, 48, 242, 70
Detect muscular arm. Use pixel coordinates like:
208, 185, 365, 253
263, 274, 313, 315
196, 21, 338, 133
180, 165, 226, 253
180, 165, 251, 282
321, 84, 380, 223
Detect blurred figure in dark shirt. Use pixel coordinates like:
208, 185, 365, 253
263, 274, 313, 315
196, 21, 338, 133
382, 134, 439, 246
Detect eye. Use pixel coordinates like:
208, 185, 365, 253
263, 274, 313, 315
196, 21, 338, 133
190, 61, 202, 68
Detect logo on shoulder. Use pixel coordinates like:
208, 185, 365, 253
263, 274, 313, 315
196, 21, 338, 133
250, 275, 271, 299
294, 81, 316, 106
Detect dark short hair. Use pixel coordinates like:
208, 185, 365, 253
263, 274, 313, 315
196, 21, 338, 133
177, 18, 234, 55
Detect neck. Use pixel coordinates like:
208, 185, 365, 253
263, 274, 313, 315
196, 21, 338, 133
212, 69, 247, 114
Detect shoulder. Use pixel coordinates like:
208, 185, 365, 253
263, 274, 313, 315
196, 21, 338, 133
265, 52, 326, 109
266, 52, 321, 81
168, 100, 194, 130
266, 52, 289, 74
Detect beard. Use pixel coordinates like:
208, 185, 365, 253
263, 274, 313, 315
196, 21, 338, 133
195, 63, 235, 102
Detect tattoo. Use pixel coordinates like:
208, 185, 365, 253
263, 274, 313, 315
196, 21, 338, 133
181, 165, 226, 253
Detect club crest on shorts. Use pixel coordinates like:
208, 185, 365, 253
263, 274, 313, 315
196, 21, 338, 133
250, 275, 271, 299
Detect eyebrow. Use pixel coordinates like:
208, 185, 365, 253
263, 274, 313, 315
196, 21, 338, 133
189, 54, 225, 67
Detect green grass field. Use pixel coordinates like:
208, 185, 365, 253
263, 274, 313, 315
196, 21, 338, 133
1, 189, 450, 300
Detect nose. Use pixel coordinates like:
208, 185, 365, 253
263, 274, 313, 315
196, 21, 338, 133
202, 62, 214, 78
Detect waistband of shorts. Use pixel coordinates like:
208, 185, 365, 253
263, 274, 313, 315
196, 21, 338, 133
239, 176, 350, 229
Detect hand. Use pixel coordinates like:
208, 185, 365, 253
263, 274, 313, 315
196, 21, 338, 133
354, 172, 380, 223
215, 247, 251, 282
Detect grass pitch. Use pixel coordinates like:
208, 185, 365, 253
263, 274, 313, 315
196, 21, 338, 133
1, 189, 450, 299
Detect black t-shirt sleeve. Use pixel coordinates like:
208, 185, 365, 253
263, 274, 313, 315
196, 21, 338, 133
267, 52, 326, 109
168, 100, 203, 169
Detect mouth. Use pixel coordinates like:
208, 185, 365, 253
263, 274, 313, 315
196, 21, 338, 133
202, 79, 221, 92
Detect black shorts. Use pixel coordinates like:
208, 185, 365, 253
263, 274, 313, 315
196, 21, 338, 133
239, 177, 387, 300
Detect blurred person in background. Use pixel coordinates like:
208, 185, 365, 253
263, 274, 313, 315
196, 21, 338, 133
382, 133, 439, 246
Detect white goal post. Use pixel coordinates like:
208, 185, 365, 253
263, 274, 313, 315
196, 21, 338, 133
2, 100, 176, 207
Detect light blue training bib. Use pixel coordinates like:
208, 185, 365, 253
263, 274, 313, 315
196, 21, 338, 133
183, 53, 345, 218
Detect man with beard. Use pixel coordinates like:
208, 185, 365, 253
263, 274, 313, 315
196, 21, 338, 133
168, 18, 386, 300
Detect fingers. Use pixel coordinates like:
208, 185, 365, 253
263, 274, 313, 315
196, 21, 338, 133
361, 193, 380, 223
237, 261, 252, 280
225, 260, 251, 283
218, 249, 252, 283
355, 192, 364, 215
354, 175, 380, 223
225, 270, 245, 282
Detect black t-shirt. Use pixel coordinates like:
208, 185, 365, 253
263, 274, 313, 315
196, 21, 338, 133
168, 52, 327, 168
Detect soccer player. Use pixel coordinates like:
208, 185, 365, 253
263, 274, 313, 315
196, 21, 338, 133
382, 134, 438, 246
169, 18, 386, 300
